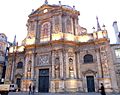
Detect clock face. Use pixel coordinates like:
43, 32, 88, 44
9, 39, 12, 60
41, 22, 51, 38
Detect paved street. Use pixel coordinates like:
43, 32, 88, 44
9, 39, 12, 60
8, 92, 120, 95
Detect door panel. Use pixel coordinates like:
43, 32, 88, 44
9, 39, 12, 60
38, 69, 49, 92
86, 76, 95, 92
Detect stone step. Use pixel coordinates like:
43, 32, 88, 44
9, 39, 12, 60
8, 92, 120, 95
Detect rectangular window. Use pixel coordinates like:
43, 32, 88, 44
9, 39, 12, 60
115, 48, 120, 58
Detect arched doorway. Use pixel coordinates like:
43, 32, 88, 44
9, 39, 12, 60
38, 69, 49, 92
86, 76, 95, 92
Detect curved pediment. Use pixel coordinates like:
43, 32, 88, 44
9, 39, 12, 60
82, 69, 97, 76
15, 73, 23, 78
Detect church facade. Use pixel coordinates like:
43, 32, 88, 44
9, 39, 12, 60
5, 1, 119, 93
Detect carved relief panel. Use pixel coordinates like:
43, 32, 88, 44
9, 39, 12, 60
36, 55, 49, 66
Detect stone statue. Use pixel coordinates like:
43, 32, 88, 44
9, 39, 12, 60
54, 58, 60, 78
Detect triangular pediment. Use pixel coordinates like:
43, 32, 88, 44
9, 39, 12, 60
30, 4, 60, 16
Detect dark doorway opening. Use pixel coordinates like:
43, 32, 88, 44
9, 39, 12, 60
38, 69, 49, 92
16, 78, 21, 91
86, 76, 95, 92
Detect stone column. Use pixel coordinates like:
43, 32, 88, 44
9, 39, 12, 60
64, 17, 67, 33
77, 52, 81, 79
65, 52, 69, 78
73, 53, 77, 78
34, 19, 39, 43
96, 49, 102, 79
59, 15, 62, 33
24, 55, 28, 78
71, 18, 74, 34
31, 54, 34, 79
51, 51, 55, 78
60, 50, 63, 78
75, 18, 78, 35
36, 68, 39, 92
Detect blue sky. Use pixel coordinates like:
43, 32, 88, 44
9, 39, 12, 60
0, 0, 120, 44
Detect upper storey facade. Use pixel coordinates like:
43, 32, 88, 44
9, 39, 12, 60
22, 3, 108, 46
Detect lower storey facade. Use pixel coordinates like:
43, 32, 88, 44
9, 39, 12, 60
21, 68, 114, 93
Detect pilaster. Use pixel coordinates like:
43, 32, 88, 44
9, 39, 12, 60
77, 52, 81, 79
31, 54, 34, 79
60, 50, 63, 78
52, 51, 55, 78
24, 55, 28, 78
96, 49, 102, 79
73, 53, 77, 78
65, 51, 69, 78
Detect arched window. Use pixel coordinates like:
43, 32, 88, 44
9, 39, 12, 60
84, 54, 93, 63
17, 62, 23, 68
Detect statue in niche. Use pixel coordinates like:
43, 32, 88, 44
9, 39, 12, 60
69, 58, 74, 78
27, 60, 32, 78
54, 57, 60, 78
27, 60, 32, 72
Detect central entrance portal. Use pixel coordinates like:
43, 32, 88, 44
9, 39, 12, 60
86, 76, 95, 92
38, 69, 49, 92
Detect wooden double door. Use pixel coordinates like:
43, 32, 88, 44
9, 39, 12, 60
38, 69, 49, 92
86, 76, 95, 92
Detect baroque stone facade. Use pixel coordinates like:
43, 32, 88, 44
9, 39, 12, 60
5, 2, 119, 93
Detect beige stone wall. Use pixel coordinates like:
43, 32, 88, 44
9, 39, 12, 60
5, 3, 120, 93
110, 44, 120, 92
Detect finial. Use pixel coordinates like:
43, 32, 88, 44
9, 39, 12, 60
92, 27, 95, 32
32, 9, 34, 13
59, 1, 61, 5
96, 16, 101, 31
102, 24, 106, 30
44, 0, 48, 5
73, 5, 75, 9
